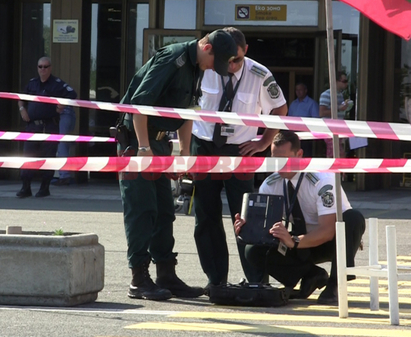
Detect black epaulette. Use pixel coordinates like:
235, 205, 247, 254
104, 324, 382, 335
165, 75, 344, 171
265, 173, 281, 185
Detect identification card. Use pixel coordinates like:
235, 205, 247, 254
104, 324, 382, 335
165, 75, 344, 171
277, 242, 287, 256
221, 125, 235, 137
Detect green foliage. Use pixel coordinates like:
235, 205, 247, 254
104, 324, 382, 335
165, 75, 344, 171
53, 228, 64, 236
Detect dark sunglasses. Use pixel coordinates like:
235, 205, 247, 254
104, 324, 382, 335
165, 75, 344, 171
339, 79, 348, 83
38, 65, 50, 69
230, 56, 244, 64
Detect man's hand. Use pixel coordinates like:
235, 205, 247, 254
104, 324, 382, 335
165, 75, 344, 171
238, 140, 269, 157
56, 104, 64, 114
269, 221, 294, 248
137, 148, 153, 157
233, 213, 246, 235
20, 108, 30, 122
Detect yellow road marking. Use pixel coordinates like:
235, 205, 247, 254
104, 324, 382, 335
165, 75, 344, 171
169, 311, 411, 325
125, 322, 411, 336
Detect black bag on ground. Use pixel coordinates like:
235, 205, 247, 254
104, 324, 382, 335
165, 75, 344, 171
209, 281, 290, 307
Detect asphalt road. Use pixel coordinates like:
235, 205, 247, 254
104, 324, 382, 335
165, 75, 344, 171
0, 180, 411, 336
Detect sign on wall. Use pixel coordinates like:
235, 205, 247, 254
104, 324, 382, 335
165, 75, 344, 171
235, 5, 287, 21
53, 20, 78, 43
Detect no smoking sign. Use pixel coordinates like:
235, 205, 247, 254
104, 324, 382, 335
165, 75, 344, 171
236, 6, 250, 19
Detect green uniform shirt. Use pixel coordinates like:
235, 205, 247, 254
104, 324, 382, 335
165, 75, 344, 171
121, 39, 198, 131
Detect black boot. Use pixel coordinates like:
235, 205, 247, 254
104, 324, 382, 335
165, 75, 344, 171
16, 180, 32, 198
128, 259, 172, 301
155, 259, 204, 298
35, 180, 51, 198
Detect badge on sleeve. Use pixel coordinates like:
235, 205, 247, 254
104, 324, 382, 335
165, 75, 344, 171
267, 82, 280, 99
318, 184, 334, 207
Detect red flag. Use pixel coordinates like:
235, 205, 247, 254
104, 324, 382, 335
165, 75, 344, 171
340, 0, 411, 40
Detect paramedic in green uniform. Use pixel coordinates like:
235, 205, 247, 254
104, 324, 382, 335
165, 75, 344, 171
119, 29, 237, 301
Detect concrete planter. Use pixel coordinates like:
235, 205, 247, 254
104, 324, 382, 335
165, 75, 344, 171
0, 231, 104, 306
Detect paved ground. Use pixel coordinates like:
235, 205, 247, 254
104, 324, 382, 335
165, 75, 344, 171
1, 178, 411, 336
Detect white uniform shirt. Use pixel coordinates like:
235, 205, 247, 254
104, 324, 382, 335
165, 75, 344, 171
192, 57, 286, 144
259, 172, 352, 234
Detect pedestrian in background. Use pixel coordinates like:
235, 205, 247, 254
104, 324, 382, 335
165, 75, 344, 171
52, 106, 76, 186
17, 56, 77, 198
288, 82, 319, 157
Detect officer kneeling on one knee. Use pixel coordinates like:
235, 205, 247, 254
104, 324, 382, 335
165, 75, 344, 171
234, 130, 365, 305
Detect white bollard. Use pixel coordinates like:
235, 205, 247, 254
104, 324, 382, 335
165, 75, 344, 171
386, 225, 399, 325
336, 221, 348, 318
369, 218, 379, 311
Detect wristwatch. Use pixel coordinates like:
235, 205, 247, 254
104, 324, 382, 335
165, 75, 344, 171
291, 235, 300, 250
138, 146, 151, 152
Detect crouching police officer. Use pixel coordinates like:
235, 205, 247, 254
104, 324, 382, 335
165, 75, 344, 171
118, 29, 238, 301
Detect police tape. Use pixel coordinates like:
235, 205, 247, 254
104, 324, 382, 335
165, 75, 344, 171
0, 130, 343, 143
0, 131, 115, 142
1, 156, 410, 173
1, 92, 409, 142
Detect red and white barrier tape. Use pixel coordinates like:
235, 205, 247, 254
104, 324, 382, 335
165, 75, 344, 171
0, 130, 341, 143
1, 156, 410, 173
1, 92, 409, 142
0, 131, 115, 142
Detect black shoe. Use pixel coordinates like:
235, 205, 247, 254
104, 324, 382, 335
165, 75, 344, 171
155, 259, 204, 298
294, 267, 329, 299
52, 178, 71, 186
317, 283, 338, 305
128, 283, 172, 301
35, 189, 50, 198
16, 187, 32, 198
129, 260, 172, 301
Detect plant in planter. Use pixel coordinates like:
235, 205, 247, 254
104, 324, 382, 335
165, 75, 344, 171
0, 229, 104, 306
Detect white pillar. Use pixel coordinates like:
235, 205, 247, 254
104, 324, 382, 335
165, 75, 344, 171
369, 218, 379, 310
386, 225, 399, 325
336, 221, 348, 318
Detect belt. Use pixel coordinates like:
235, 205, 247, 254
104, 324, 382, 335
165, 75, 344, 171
148, 129, 167, 141
33, 120, 44, 125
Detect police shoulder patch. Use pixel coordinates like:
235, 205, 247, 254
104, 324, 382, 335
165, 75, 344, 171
267, 82, 280, 99
305, 172, 320, 186
318, 184, 333, 196
175, 53, 187, 68
321, 191, 334, 208
250, 65, 267, 78
265, 173, 281, 185
263, 76, 276, 87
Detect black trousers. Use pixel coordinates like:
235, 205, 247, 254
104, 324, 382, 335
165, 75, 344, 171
191, 135, 266, 284
21, 120, 59, 182
244, 209, 366, 288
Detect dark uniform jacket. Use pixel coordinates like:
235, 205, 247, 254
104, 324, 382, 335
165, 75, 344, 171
121, 39, 199, 131
24, 74, 77, 121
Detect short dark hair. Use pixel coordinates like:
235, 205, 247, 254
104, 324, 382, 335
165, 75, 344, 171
295, 82, 307, 90
223, 27, 246, 51
273, 130, 301, 152
336, 71, 347, 81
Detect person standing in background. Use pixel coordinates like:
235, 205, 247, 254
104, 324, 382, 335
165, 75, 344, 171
319, 71, 349, 158
288, 82, 319, 157
52, 106, 76, 186
17, 56, 77, 198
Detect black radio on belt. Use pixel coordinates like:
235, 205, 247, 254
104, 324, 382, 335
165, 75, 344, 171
237, 193, 284, 246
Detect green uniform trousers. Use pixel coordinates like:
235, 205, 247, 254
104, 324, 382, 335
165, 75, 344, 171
119, 134, 177, 269
191, 135, 267, 285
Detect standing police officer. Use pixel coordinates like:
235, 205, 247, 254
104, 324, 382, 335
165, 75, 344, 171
118, 30, 238, 301
191, 27, 288, 289
17, 56, 77, 198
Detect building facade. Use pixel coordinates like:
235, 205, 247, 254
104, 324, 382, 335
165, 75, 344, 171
0, 0, 410, 190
